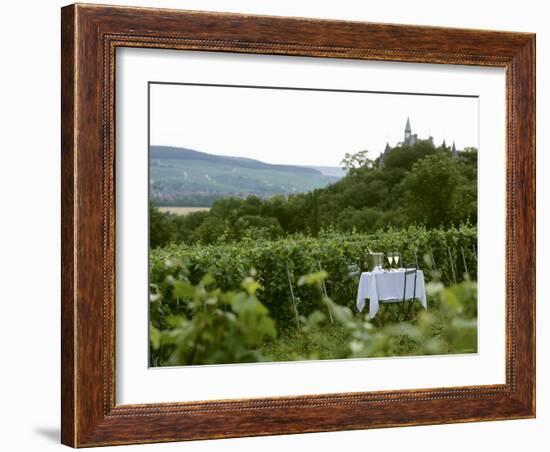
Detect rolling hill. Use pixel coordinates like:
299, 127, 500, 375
150, 146, 344, 206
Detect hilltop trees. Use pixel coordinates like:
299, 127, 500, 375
401, 153, 464, 228
340, 149, 373, 171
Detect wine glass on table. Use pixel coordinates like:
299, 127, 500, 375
393, 252, 401, 269
387, 252, 394, 269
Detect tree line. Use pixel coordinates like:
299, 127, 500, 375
150, 139, 477, 248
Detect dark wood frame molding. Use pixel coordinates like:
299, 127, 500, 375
61, 3, 536, 447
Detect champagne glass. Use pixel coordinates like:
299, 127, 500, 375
393, 252, 400, 269
386, 252, 394, 268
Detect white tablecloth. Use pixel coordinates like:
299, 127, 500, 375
356, 269, 427, 318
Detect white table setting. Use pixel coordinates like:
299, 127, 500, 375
356, 264, 427, 318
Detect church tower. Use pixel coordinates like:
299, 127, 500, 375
404, 117, 412, 143
403, 117, 417, 146
451, 141, 458, 157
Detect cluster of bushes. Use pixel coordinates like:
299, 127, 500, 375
151, 226, 477, 330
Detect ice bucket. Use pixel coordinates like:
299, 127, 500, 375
366, 252, 384, 271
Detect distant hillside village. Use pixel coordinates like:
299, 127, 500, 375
378, 117, 461, 167
150, 117, 473, 208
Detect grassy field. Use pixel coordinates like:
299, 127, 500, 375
259, 323, 352, 362
158, 206, 210, 215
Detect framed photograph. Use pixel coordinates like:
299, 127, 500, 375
61, 4, 535, 447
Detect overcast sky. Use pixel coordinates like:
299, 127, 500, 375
150, 83, 478, 167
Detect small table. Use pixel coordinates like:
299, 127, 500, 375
356, 269, 428, 318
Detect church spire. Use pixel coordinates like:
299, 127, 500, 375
451, 141, 458, 157
404, 117, 412, 144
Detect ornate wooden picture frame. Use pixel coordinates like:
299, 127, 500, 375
61, 3, 535, 447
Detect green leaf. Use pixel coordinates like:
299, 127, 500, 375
149, 324, 161, 350
172, 281, 196, 299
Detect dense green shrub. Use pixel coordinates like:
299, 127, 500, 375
150, 226, 477, 330
150, 271, 276, 366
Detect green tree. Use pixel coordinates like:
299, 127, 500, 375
383, 139, 437, 172
149, 202, 175, 248
400, 152, 464, 227
233, 215, 284, 241
340, 149, 373, 170
192, 215, 229, 244
171, 210, 209, 244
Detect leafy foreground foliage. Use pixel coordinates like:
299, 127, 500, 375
260, 271, 477, 362
151, 226, 477, 329
150, 267, 477, 367
150, 270, 276, 366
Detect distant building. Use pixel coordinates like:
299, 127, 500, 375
451, 141, 458, 157
379, 117, 458, 167
403, 117, 417, 146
